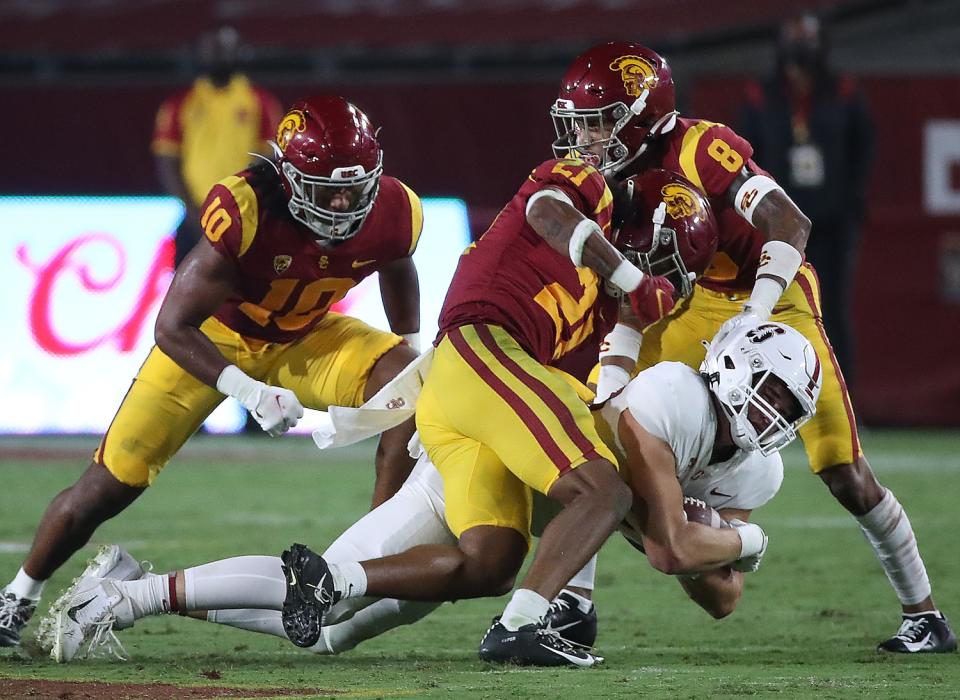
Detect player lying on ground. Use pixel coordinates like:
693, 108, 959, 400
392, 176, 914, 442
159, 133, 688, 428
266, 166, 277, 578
0, 96, 423, 648
551, 41, 955, 653
43, 320, 818, 664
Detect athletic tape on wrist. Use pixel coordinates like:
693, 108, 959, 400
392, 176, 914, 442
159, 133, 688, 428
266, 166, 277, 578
595, 365, 632, 403
568, 218, 602, 268
599, 323, 644, 361
400, 332, 421, 353
734, 174, 781, 225
609, 259, 644, 293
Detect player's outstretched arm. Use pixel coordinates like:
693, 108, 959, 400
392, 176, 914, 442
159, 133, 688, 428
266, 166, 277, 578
676, 508, 750, 619
619, 412, 764, 574
154, 238, 239, 386
155, 239, 304, 437
712, 168, 811, 346
526, 194, 645, 294
378, 256, 421, 351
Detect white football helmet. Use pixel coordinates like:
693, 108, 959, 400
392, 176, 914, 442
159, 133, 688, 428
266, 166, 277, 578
700, 321, 821, 455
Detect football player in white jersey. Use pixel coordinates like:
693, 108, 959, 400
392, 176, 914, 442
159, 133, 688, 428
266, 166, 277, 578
42, 320, 819, 664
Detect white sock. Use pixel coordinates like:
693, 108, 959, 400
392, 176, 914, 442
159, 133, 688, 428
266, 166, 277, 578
566, 554, 597, 594
120, 574, 170, 619
323, 598, 439, 654
328, 562, 367, 599
558, 588, 594, 613
207, 608, 289, 638
500, 589, 550, 631
7, 568, 45, 600
856, 488, 932, 606
183, 556, 286, 611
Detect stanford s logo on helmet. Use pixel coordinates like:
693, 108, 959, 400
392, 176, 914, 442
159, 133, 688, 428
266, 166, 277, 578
614, 169, 718, 299
552, 42, 678, 175
273, 95, 383, 243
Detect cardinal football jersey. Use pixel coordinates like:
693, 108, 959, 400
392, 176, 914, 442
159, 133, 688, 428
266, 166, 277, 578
654, 117, 782, 294
199, 164, 423, 344
437, 157, 619, 383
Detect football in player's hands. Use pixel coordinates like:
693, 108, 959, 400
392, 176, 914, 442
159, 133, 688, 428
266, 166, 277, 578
681, 496, 730, 530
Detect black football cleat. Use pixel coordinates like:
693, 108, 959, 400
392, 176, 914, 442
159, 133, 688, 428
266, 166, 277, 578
478, 616, 603, 667
280, 543, 341, 648
544, 590, 598, 649
877, 612, 957, 654
0, 590, 36, 647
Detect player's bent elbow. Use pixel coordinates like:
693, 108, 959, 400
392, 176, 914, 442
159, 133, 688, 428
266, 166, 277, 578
703, 592, 741, 620
645, 545, 686, 576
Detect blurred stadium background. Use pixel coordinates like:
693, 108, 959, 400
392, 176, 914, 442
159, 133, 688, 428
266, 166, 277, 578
1, 0, 959, 434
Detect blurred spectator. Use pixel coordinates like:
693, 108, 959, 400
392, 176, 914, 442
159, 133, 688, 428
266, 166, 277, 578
739, 14, 873, 385
152, 27, 282, 266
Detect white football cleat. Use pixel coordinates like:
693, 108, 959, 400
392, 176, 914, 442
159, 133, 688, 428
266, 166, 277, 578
51, 577, 135, 663
38, 545, 145, 657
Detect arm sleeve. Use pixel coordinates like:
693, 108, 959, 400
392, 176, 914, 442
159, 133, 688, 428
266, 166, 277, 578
679, 122, 755, 199
527, 159, 614, 235
396, 180, 425, 256
199, 176, 259, 262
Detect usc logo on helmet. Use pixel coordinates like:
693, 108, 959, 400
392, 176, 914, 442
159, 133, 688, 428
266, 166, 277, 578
661, 184, 701, 220
276, 110, 306, 151
608, 55, 659, 97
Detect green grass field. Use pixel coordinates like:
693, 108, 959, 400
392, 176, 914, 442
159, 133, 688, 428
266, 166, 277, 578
2, 430, 959, 698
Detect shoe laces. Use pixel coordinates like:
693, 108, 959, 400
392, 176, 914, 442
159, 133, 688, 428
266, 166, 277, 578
548, 597, 571, 614
895, 616, 931, 642
0, 592, 33, 630
84, 613, 128, 661
536, 625, 581, 654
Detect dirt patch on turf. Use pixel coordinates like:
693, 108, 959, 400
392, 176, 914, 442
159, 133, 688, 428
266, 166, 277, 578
0, 679, 345, 699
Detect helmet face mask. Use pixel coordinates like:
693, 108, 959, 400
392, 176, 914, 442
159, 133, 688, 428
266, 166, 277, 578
281, 154, 382, 243
701, 322, 822, 456
552, 42, 679, 175
274, 96, 383, 243
614, 170, 719, 301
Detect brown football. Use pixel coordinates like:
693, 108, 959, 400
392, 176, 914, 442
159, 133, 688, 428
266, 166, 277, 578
682, 496, 729, 529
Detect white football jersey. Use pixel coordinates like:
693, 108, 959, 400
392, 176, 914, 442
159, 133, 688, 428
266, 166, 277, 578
600, 362, 783, 513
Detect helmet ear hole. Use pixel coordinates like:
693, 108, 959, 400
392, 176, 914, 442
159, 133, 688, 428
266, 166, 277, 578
723, 356, 736, 370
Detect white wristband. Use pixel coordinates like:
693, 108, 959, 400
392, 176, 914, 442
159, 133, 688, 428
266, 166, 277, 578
608, 259, 644, 293
401, 332, 421, 353
735, 521, 766, 559
734, 174, 781, 225
756, 239, 803, 287
744, 277, 780, 320
599, 323, 643, 362
568, 218, 601, 268
216, 364, 261, 407
595, 365, 631, 403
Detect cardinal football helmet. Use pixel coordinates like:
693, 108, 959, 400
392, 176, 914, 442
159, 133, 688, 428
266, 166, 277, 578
614, 169, 718, 299
701, 322, 821, 456
552, 42, 678, 175
274, 95, 383, 242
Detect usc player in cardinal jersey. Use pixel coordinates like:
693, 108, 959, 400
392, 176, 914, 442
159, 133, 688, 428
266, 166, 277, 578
0, 96, 425, 648
546, 42, 954, 654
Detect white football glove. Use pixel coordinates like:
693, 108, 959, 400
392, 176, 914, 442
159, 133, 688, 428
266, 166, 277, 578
710, 306, 765, 350
216, 365, 304, 437
728, 519, 768, 573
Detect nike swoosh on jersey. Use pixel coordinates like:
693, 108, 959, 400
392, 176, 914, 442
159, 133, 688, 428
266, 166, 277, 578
351, 258, 376, 268
900, 632, 933, 652
709, 487, 733, 499
67, 597, 97, 624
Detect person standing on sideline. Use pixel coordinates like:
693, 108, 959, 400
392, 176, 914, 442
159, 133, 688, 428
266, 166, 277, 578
152, 26, 282, 267
738, 14, 873, 384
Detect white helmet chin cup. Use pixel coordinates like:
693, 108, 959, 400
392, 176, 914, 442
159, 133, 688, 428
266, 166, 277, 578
701, 321, 822, 455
